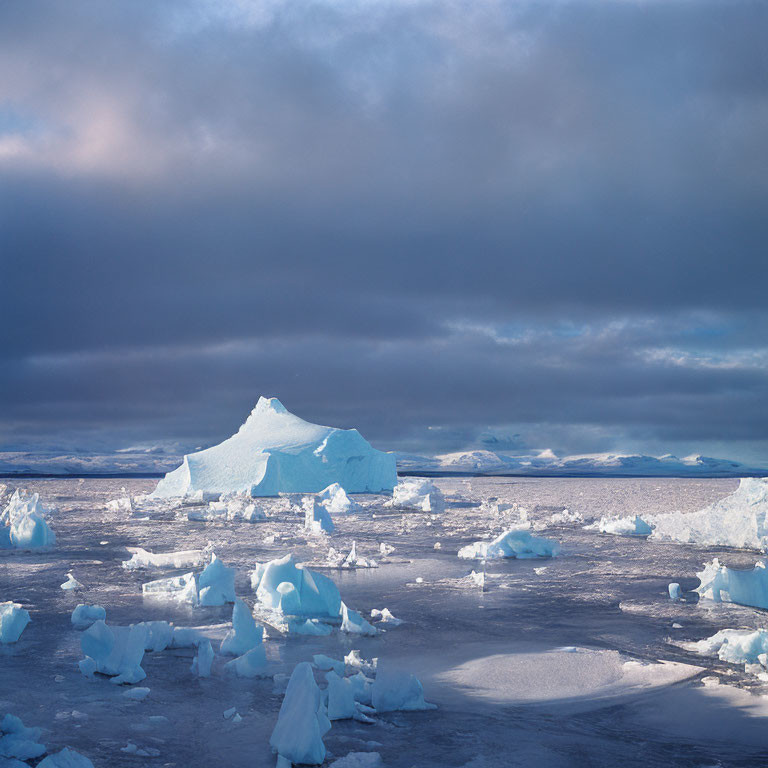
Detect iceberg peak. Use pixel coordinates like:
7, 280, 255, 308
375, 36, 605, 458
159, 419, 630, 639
253, 396, 288, 416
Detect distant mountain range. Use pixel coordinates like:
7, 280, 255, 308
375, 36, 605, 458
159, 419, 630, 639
0, 448, 765, 478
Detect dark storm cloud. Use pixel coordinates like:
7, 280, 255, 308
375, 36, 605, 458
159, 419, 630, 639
0, 0, 767, 459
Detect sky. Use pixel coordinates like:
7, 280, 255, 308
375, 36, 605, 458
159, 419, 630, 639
1, 0, 767, 463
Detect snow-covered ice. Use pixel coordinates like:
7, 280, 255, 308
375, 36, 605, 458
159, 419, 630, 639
122, 546, 207, 570
153, 397, 396, 497
317, 483, 360, 516
592, 515, 653, 536
695, 557, 768, 609
388, 478, 445, 513
685, 628, 768, 678
458, 529, 559, 560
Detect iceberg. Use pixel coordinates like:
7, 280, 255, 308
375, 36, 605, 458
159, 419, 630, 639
652, 477, 768, 550
325, 671, 356, 720
685, 628, 768, 677
37, 748, 95, 768
142, 571, 200, 605
303, 497, 335, 534
220, 598, 263, 656
1, 490, 56, 550
251, 554, 341, 620
153, 396, 396, 497
270, 662, 330, 765
458, 529, 560, 560
388, 478, 445, 513
79, 620, 147, 684
695, 558, 768, 610
370, 608, 403, 626
0, 714, 46, 761
223, 646, 268, 678
0, 602, 31, 644
317, 483, 359, 516
340, 603, 379, 636
198, 554, 236, 606
71, 604, 106, 630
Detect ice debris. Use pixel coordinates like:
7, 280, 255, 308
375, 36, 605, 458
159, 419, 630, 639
270, 662, 330, 765
340, 603, 379, 636
153, 396, 396, 497
122, 547, 207, 571
326, 541, 377, 569
142, 552, 235, 606
71, 605, 106, 630
304, 497, 335, 534
668, 583, 682, 601
191, 639, 214, 677
685, 628, 768, 678
79, 621, 147, 684
370, 608, 403, 626
0, 602, 30, 644
223, 646, 268, 678
328, 754, 383, 768
370, 662, 436, 712
60, 573, 83, 591
38, 747, 95, 767
317, 483, 360, 516
458, 529, 559, 560
592, 515, 653, 536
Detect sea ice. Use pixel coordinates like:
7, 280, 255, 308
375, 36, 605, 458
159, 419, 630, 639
371, 663, 436, 712
220, 598, 264, 656
142, 572, 200, 605
270, 662, 330, 765
304, 497, 335, 534
696, 558, 768, 609
71, 604, 106, 630
79, 620, 147, 684
592, 515, 653, 536
458, 529, 559, 560
326, 541, 377, 569
251, 553, 341, 619
191, 639, 214, 677
317, 483, 360, 516
0, 602, 31, 644
388, 478, 445, 513
685, 628, 768, 677
60, 573, 83, 591
0, 714, 46, 761
652, 477, 768, 550
153, 396, 396, 497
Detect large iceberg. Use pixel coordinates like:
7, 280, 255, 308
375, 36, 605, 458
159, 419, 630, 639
153, 397, 396, 497
651, 477, 768, 550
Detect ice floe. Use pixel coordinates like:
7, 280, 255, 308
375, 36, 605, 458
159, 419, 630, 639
122, 546, 208, 571
684, 628, 768, 679
141, 552, 235, 606
695, 557, 768, 609
590, 515, 653, 536
458, 529, 559, 560
340, 603, 379, 636
326, 541, 377, 569
388, 478, 445, 513
79, 620, 147, 684
153, 396, 396, 497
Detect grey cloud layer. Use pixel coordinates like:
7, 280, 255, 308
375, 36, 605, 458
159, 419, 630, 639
1, 0, 766, 458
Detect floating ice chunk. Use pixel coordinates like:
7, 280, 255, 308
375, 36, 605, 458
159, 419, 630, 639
317, 483, 359, 516
223, 707, 237, 719
9, 510, 56, 549
549, 508, 583, 525
370, 608, 403, 626
138, 621, 174, 652
347, 671, 374, 705
142, 572, 199, 605
329, 753, 383, 768
651, 477, 768, 550
153, 396, 397, 497
37, 747, 95, 767
251, 554, 341, 619
79, 621, 147, 684
371, 663, 436, 712
224, 645, 268, 678
107, 496, 133, 513
378, 542, 394, 557
60, 573, 83, 591
220, 599, 263, 656
326, 541, 377, 569
388, 478, 445, 513
304, 497, 335, 534
344, 650, 377, 675
325, 671, 356, 720
467, 570, 486, 589
288, 619, 332, 635
458, 529, 559, 560
270, 662, 330, 765
340, 603, 379, 636
122, 547, 206, 571
685, 628, 768, 677
71, 604, 106, 630
695, 558, 768, 609
0, 714, 46, 761
592, 515, 653, 536
0, 602, 31, 644
191, 639, 214, 677
170, 626, 201, 648
198, 554, 236, 606
313, 654, 345, 675
668, 583, 682, 600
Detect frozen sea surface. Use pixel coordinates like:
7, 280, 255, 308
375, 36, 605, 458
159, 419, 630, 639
3, 477, 768, 767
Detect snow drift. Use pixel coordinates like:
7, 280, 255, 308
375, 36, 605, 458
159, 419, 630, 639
153, 397, 396, 497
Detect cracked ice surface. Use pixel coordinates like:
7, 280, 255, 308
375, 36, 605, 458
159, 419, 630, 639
4, 476, 768, 766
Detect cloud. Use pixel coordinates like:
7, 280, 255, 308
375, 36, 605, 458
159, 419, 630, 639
0, 0, 766, 461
